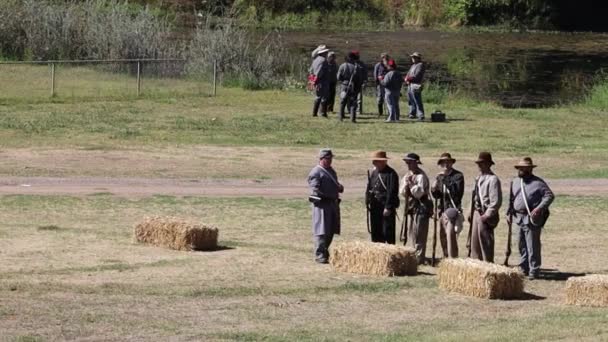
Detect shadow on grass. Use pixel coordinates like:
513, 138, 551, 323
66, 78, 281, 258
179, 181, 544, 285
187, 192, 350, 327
192, 245, 235, 252
540, 268, 586, 282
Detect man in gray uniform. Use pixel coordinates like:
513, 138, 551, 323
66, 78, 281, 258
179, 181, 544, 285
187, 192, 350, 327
373, 53, 389, 117
337, 52, 362, 123
405, 52, 426, 121
310, 46, 330, 117
506, 157, 554, 279
381, 59, 403, 122
400, 153, 432, 265
353, 51, 367, 116
469, 152, 502, 263
308, 148, 344, 263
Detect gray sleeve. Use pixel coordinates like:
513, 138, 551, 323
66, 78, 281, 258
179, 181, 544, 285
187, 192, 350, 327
485, 176, 502, 217
537, 180, 555, 210
308, 169, 321, 196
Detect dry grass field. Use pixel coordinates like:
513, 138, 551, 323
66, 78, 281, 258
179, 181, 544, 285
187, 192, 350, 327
1, 66, 607, 341
1, 195, 607, 341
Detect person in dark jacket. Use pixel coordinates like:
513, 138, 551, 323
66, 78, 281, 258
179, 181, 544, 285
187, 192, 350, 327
381, 59, 404, 122
405, 52, 426, 120
352, 51, 368, 116
337, 52, 362, 123
373, 53, 389, 117
309, 46, 330, 117
366, 151, 400, 244
326, 52, 338, 113
431, 153, 465, 258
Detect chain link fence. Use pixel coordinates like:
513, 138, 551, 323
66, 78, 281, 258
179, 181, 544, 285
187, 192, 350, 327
0, 59, 217, 101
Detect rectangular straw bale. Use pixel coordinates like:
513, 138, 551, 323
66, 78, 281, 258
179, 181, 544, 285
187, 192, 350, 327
438, 258, 524, 299
134, 216, 218, 251
330, 241, 417, 276
565, 274, 608, 307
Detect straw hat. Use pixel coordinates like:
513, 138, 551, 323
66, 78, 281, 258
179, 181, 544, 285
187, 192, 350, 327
475, 152, 495, 165
410, 52, 422, 58
437, 152, 456, 165
514, 157, 537, 169
370, 151, 389, 161
402, 153, 422, 164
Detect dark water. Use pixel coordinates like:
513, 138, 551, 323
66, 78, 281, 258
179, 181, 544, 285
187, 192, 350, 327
283, 30, 608, 107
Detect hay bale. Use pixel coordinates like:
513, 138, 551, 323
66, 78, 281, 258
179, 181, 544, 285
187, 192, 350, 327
329, 241, 417, 276
438, 258, 524, 299
565, 274, 608, 307
134, 216, 218, 251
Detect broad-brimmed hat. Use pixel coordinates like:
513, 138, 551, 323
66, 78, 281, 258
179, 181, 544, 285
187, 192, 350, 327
514, 157, 537, 169
328, 51, 336, 57
380, 52, 389, 59
475, 152, 495, 165
437, 152, 456, 165
403, 153, 422, 164
370, 150, 389, 161
319, 148, 334, 159
410, 52, 422, 58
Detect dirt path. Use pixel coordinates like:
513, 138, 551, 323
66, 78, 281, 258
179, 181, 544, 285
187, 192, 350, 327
1, 176, 607, 198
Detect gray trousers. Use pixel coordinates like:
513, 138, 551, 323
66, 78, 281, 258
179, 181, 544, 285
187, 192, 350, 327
440, 215, 459, 258
518, 224, 542, 275
470, 211, 495, 263
407, 86, 424, 118
408, 213, 429, 264
314, 233, 334, 262
385, 91, 400, 121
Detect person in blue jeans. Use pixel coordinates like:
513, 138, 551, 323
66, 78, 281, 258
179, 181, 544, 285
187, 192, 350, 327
405, 52, 426, 120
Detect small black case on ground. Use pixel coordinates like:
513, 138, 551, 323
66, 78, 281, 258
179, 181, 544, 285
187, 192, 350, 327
431, 110, 446, 122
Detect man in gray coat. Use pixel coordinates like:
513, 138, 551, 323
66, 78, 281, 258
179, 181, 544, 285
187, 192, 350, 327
405, 52, 426, 121
352, 51, 367, 116
469, 152, 502, 263
381, 59, 403, 122
337, 52, 362, 123
506, 157, 554, 279
308, 148, 344, 263
310, 46, 330, 117
373, 53, 389, 117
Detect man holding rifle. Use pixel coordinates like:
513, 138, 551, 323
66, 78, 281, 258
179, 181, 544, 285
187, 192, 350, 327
337, 52, 363, 123
400, 153, 432, 265
506, 157, 554, 279
431, 153, 465, 259
468, 152, 502, 263
366, 151, 400, 244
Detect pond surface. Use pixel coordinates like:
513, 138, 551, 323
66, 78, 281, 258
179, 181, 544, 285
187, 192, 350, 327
283, 30, 608, 107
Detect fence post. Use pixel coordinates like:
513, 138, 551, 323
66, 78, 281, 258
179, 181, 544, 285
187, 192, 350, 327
136, 60, 142, 97
213, 60, 217, 97
50, 62, 56, 97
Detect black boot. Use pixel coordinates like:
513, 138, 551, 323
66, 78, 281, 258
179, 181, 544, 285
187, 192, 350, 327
312, 100, 320, 117
320, 103, 328, 117
350, 108, 357, 123
378, 104, 383, 117
339, 102, 346, 121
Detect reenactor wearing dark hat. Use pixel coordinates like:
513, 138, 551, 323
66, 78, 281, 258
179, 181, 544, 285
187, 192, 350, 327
400, 153, 432, 264
326, 52, 338, 113
431, 153, 465, 258
337, 52, 363, 123
308, 148, 344, 263
506, 157, 554, 279
468, 152, 502, 263
352, 50, 368, 116
309, 46, 331, 117
366, 151, 400, 244
373, 53, 389, 116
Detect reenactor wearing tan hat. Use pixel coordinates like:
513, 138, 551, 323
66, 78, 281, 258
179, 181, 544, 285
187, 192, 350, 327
405, 52, 426, 121
308, 148, 344, 263
468, 152, 502, 263
506, 157, 554, 279
400, 153, 432, 264
431, 153, 465, 258
309, 45, 331, 117
366, 151, 400, 244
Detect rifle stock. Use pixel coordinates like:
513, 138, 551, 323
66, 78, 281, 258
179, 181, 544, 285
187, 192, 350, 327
466, 187, 475, 258
400, 194, 409, 245
366, 169, 371, 234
